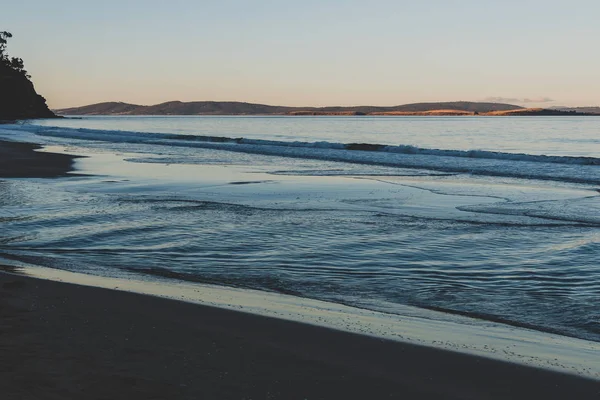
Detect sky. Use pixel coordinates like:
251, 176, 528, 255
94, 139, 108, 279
4, 0, 600, 108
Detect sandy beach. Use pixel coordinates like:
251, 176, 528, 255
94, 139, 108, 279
1, 270, 599, 400
0, 140, 81, 178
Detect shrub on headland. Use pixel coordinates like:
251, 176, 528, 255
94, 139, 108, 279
0, 31, 30, 78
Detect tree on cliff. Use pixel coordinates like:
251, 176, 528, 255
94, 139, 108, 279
0, 31, 10, 53
0, 30, 55, 119
0, 31, 29, 78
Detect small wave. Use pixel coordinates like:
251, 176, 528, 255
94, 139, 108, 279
10, 124, 600, 185
417, 304, 589, 340
120, 266, 304, 296
228, 180, 274, 185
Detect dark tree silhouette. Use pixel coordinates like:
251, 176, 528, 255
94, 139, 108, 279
0, 31, 12, 54
0, 31, 30, 78
0, 30, 55, 119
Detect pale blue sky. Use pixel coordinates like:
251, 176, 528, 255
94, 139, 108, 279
4, 0, 600, 108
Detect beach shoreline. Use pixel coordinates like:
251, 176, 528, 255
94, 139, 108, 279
0, 139, 81, 178
2, 269, 599, 399
1, 136, 599, 398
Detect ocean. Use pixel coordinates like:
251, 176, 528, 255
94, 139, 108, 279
1, 116, 599, 342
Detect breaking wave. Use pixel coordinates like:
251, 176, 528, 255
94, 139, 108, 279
8, 124, 600, 185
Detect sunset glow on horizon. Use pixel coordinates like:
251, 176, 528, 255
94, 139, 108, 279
5, 0, 600, 108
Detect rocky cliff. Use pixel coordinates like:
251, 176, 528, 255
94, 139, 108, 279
0, 63, 56, 120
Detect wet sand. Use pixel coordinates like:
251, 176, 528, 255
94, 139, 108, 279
0, 140, 80, 177
1, 271, 599, 400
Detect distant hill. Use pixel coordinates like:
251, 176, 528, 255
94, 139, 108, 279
551, 106, 600, 115
55, 101, 291, 116
382, 102, 521, 113
370, 110, 474, 116
56, 102, 141, 115
484, 108, 593, 116
55, 101, 523, 116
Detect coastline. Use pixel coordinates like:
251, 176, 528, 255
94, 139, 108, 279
1, 138, 599, 398
2, 269, 599, 399
9, 263, 600, 379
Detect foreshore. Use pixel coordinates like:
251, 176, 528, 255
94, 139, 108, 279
0, 140, 80, 178
1, 270, 599, 400
1, 141, 599, 399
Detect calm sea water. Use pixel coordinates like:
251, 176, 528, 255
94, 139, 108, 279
31, 115, 600, 156
1, 116, 599, 341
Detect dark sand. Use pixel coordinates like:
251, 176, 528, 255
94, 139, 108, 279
0, 140, 80, 178
1, 271, 599, 400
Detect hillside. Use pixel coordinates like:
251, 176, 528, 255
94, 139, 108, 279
483, 108, 594, 116
551, 106, 600, 115
55, 101, 523, 116
370, 110, 473, 116
0, 64, 56, 120
386, 102, 520, 113
0, 31, 56, 120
